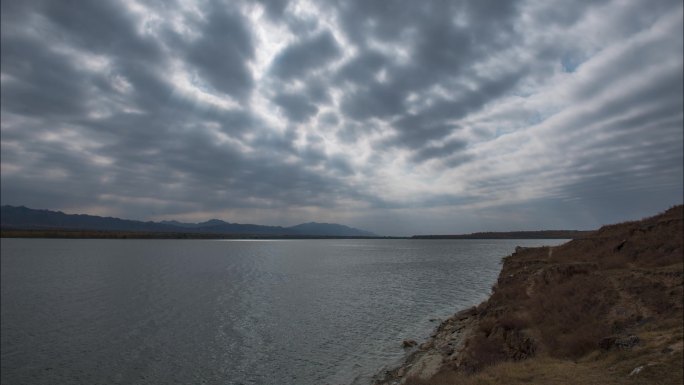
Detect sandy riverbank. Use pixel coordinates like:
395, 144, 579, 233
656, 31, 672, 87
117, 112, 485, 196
374, 205, 683, 385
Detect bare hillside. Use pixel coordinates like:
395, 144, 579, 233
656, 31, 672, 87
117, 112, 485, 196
378, 206, 683, 385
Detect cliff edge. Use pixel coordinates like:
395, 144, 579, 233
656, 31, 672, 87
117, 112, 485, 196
376, 205, 683, 385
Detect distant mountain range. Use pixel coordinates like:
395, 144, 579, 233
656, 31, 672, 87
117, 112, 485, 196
0, 205, 377, 237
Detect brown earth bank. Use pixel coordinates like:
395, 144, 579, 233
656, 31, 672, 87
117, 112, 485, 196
375, 205, 683, 385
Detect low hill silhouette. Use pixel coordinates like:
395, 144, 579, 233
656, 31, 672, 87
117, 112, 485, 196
0, 205, 376, 237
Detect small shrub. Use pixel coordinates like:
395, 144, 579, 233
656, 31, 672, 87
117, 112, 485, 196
463, 334, 507, 372
478, 318, 497, 335
529, 274, 616, 358
498, 314, 528, 331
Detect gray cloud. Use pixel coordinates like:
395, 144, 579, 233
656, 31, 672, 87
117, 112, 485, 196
184, 5, 255, 98
272, 92, 318, 122
329, 0, 527, 161
340, 83, 406, 121
257, 0, 290, 20
1, 35, 90, 117
410, 139, 469, 163
1, 0, 682, 235
335, 50, 389, 86
43, 0, 162, 61
269, 30, 340, 80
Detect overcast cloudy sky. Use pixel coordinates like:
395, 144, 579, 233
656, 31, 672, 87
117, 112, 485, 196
1, 0, 682, 235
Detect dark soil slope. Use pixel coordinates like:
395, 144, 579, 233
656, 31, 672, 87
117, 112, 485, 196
380, 205, 683, 385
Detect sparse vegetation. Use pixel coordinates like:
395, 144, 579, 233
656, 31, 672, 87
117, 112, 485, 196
379, 205, 683, 385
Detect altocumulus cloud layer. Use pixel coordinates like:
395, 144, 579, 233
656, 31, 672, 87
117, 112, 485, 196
1, 0, 682, 235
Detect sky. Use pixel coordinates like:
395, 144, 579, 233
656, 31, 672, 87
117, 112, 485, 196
1, 0, 682, 236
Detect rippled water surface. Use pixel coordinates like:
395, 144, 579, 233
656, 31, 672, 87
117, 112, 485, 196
1, 238, 566, 385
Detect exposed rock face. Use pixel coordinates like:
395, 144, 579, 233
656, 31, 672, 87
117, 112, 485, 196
374, 308, 479, 384
599, 335, 640, 350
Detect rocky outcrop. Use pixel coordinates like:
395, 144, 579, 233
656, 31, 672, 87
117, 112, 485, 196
374, 205, 683, 384
373, 308, 479, 384
599, 335, 640, 350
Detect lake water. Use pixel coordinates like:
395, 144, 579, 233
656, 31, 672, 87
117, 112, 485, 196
1, 238, 566, 385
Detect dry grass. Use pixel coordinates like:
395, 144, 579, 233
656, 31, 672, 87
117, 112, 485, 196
401, 205, 683, 385
530, 273, 618, 358
406, 348, 683, 385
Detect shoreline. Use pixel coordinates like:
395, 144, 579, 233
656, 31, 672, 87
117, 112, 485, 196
372, 306, 480, 384
372, 205, 683, 385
